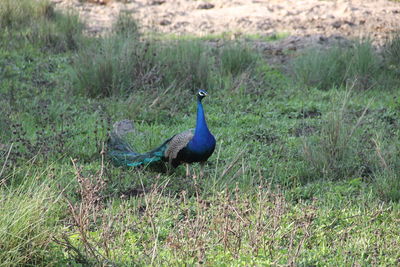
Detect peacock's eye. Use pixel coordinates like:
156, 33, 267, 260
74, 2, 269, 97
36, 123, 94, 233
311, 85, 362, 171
198, 90, 207, 97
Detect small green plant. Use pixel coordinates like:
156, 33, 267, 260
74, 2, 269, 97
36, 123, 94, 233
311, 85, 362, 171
33, 11, 84, 52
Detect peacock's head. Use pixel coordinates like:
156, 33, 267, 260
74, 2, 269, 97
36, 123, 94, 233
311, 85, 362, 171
197, 89, 208, 100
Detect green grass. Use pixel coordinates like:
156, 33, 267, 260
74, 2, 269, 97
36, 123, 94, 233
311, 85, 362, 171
0, 171, 62, 266
1, 0, 400, 265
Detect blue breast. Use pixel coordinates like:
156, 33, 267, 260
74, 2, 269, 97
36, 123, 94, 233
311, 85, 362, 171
186, 97, 216, 160
188, 132, 216, 155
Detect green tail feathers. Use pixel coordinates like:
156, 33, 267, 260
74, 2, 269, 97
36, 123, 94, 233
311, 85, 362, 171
107, 132, 170, 167
126, 145, 167, 167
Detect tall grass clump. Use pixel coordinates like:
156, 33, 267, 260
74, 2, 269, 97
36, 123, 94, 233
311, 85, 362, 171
71, 13, 147, 97
292, 46, 346, 90
71, 31, 216, 97
70, 36, 156, 97
346, 41, 380, 90
371, 134, 400, 202
301, 89, 370, 181
157, 40, 215, 90
28, 11, 84, 52
113, 11, 139, 38
384, 33, 400, 75
220, 42, 257, 76
0, 0, 51, 29
0, 0, 84, 52
292, 40, 382, 90
0, 178, 60, 266
373, 170, 400, 202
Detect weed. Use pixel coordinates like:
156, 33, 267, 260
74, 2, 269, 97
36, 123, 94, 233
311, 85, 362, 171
55, 155, 109, 265
71, 36, 218, 97
71, 20, 266, 97
373, 169, 400, 202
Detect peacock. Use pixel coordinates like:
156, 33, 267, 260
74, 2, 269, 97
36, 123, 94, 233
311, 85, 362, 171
107, 90, 216, 177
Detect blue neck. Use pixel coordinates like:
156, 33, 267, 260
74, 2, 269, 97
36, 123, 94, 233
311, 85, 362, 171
188, 96, 215, 156
194, 98, 210, 139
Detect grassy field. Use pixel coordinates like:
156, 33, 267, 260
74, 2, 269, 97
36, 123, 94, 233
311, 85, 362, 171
1, 0, 400, 266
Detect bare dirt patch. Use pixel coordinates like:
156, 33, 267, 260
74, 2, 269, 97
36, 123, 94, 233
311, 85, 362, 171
52, 0, 400, 61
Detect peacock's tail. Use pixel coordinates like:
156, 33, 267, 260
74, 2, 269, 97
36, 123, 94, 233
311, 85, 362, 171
107, 132, 170, 167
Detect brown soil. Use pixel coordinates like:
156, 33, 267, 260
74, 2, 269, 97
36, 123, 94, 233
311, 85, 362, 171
51, 0, 400, 59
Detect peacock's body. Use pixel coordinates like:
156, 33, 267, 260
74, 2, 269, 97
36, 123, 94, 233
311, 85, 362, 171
107, 90, 216, 175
